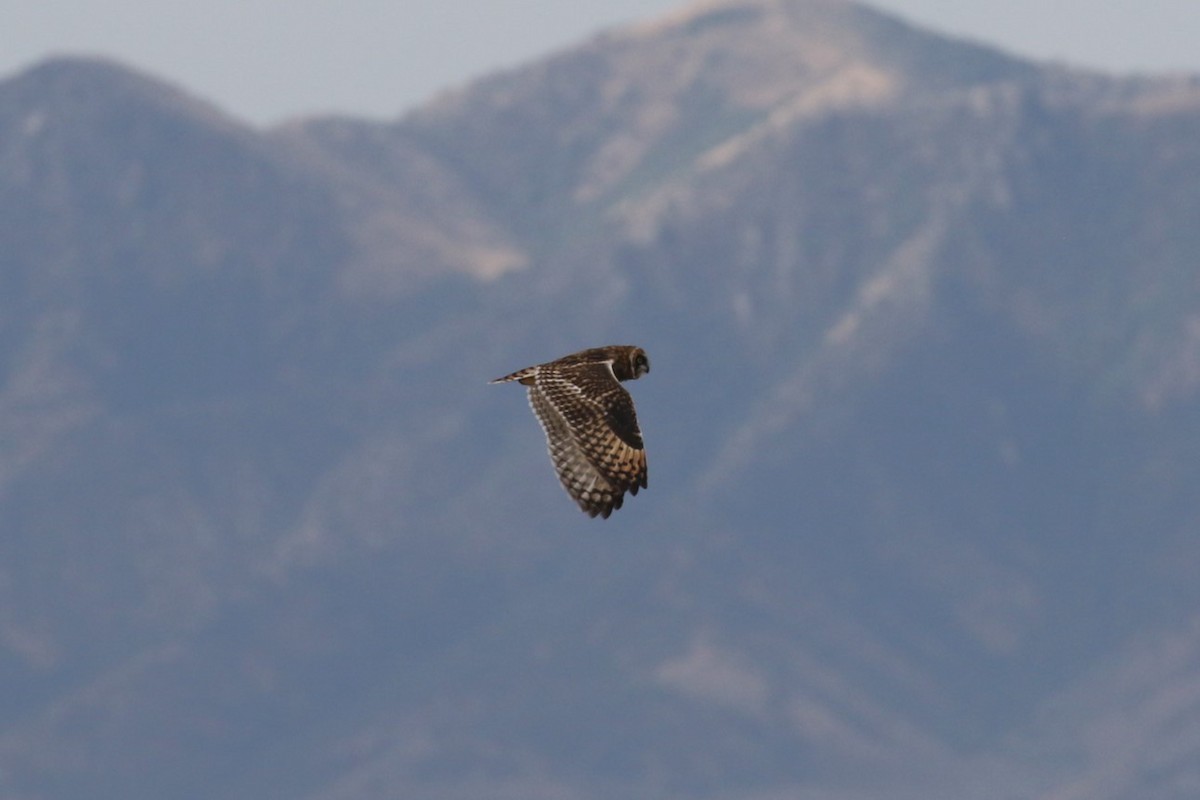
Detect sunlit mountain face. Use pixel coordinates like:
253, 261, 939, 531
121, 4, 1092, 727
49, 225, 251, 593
3, 2, 1200, 798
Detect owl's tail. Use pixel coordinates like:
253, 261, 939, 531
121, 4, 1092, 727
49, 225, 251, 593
489, 366, 538, 385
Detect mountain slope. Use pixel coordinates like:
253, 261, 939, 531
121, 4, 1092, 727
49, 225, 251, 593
3, 1, 1200, 798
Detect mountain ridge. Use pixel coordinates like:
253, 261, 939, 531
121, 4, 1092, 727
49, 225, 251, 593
4, 2, 1200, 798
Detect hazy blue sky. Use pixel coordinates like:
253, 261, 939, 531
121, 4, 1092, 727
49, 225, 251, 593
4, 0, 1198, 125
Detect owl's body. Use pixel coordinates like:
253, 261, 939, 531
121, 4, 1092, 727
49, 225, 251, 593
491, 345, 650, 518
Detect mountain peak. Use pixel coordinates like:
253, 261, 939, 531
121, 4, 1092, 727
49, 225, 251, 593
394, 0, 1034, 233
626, 0, 846, 38
610, 0, 1034, 97
613, 0, 899, 114
1, 56, 244, 135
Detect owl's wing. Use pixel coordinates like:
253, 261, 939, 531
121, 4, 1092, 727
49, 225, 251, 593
527, 362, 648, 518
528, 383, 626, 518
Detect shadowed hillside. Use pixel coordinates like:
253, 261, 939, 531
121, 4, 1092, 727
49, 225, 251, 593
3, 1, 1200, 798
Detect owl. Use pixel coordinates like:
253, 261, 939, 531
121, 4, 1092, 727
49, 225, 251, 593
491, 345, 650, 518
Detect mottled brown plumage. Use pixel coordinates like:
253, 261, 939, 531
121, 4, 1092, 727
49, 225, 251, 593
491, 345, 650, 518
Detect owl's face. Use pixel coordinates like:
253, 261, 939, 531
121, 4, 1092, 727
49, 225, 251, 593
630, 348, 650, 379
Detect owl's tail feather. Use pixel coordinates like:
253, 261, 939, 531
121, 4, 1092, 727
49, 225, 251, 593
489, 366, 538, 385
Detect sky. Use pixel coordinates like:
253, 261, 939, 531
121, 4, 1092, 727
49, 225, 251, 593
3, 0, 1199, 126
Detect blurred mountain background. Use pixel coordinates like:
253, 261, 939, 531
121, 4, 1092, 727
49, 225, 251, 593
3, 0, 1200, 797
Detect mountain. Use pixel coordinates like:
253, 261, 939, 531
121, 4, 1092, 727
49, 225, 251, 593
4, 1, 1200, 798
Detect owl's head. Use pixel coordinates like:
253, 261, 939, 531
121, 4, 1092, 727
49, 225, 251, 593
627, 347, 650, 379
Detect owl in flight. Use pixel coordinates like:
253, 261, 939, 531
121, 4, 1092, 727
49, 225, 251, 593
491, 345, 650, 518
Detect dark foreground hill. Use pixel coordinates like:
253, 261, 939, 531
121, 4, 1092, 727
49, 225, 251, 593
3, 1, 1200, 797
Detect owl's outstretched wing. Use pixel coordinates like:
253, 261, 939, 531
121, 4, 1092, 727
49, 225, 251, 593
527, 361, 647, 518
